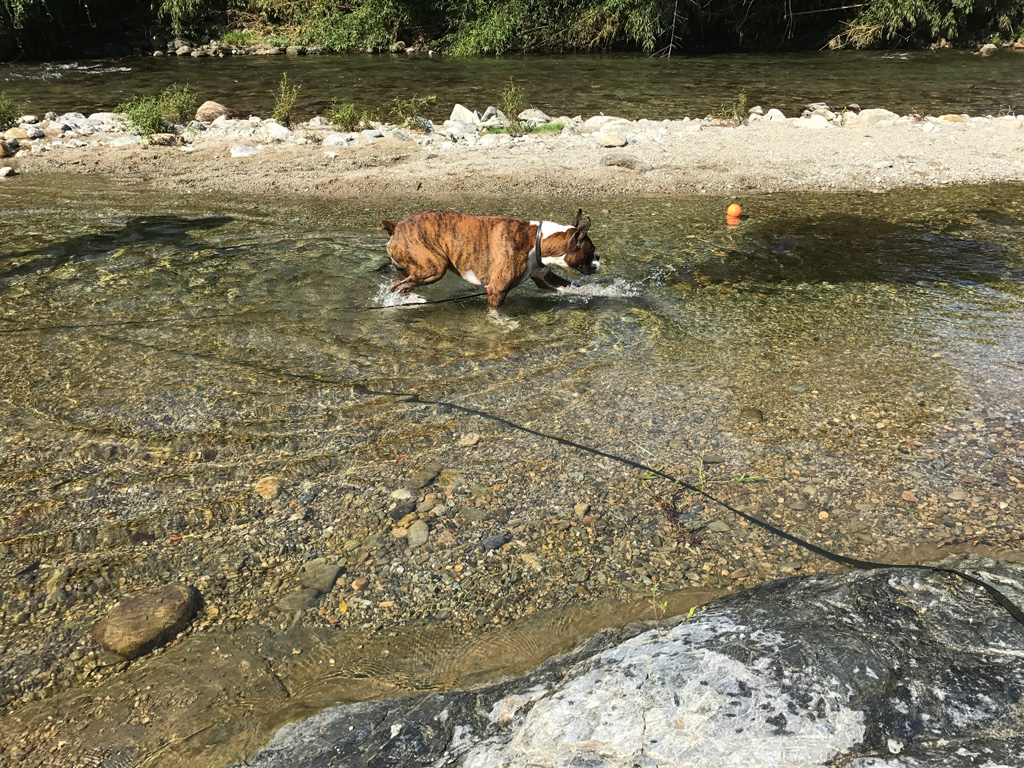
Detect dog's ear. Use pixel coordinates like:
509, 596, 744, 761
574, 217, 591, 239
570, 209, 582, 229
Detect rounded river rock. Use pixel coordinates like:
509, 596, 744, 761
91, 583, 201, 659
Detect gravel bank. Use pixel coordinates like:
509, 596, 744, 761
2, 103, 1023, 201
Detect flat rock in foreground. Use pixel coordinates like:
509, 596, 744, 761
233, 556, 1024, 768
91, 583, 200, 659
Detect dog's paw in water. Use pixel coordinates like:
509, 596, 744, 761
402, 293, 428, 305
487, 309, 520, 330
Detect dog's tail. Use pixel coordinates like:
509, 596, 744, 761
379, 220, 397, 236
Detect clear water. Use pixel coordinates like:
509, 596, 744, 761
2, 49, 1024, 120
1, 176, 1023, 766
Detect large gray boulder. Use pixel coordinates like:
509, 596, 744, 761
233, 557, 1024, 767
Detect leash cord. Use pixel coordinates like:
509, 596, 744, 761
3, 308, 1022, 626
374, 388, 1024, 628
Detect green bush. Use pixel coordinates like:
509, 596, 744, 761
272, 72, 301, 125
220, 29, 257, 47
0, 90, 19, 130
326, 100, 363, 131
482, 122, 564, 135
158, 83, 198, 124
116, 95, 165, 136
389, 93, 435, 126
500, 78, 525, 137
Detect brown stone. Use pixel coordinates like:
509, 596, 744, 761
254, 476, 283, 499
195, 100, 238, 122
142, 133, 178, 147
92, 583, 200, 659
3, 127, 29, 141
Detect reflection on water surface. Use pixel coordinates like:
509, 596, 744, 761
0, 178, 1022, 766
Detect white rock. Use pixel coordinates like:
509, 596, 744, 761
324, 151, 339, 158
595, 132, 627, 147
764, 108, 787, 121
18, 115, 39, 124
518, 108, 550, 125
923, 122, 941, 133
260, 121, 293, 141
230, 145, 259, 157
449, 104, 480, 126
23, 125, 44, 139
582, 115, 629, 132
322, 133, 350, 147
108, 135, 142, 147
0, 166, 16, 177
850, 108, 899, 126
797, 114, 830, 129
361, 128, 384, 140
445, 121, 477, 139
479, 133, 512, 147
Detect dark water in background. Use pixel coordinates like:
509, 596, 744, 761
2, 49, 1024, 119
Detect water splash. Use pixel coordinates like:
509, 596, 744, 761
372, 280, 427, 307
560, 277, 643, 299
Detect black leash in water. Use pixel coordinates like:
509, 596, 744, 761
374, 388, 1024, 628
5, 300, 1022, 625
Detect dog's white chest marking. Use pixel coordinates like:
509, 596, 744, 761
462, 269, 483, 286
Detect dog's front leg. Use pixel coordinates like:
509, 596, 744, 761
485, 284, 510, 310
531, 267, 572, 291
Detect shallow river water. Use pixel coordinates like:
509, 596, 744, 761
3, 49, 1024, 121
1, 177, 1023, 766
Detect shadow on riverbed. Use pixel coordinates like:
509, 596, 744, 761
0, 215, 233, 284
693, 212, 1023, 287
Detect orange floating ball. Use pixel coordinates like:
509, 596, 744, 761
726, 203, 742, 218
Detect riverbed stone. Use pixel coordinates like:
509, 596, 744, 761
763, 108, 786, 121
518, 108, 551, 125
254, 475, 283, 499
142, 133, 176, 146
0, 166, 17, 177
596, 132, 627, 147
849, 108, 899, 127
300, 559, 343, 593
231, 144, 260, 158
4, 127, 29, 141
449, 104, 480, 126
91, 583, 200, 660
0, 141, 15, 158
261, 121, 294, 141
407, 520, 429, 548
322, 133, 350, 147
108, 135, 142, 147
195, 100, 237, 122
234, 556, 1024, 768
601, 153, 647, 170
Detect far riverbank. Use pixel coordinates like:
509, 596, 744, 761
3, 100, 1024, 202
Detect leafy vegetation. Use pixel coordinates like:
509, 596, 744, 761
0, 90, 19, 129
158, 83, 199, 123
499, 78, 526, 137
116, 95, 166, 136
3, 0, 1024, 60
271, 72, 300, 125
326, 100, 362, 131
482, 122, 564, 135
389, 93, 435, 127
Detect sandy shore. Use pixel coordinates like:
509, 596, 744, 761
3, 106, 1024, 201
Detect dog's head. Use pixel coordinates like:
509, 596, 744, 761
561, 209, 599, 275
